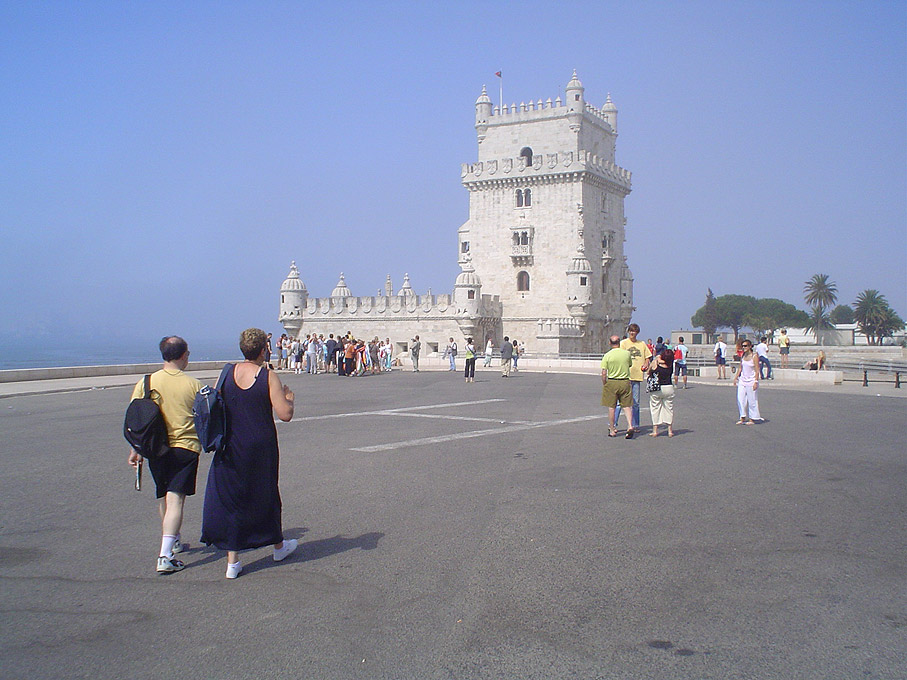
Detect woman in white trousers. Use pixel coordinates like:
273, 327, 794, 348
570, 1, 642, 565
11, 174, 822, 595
733, 340, 762, 424
647, 349, 676, 437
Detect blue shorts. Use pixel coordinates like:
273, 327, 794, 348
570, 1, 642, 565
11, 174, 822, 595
674, 362, 687, 376
715, 356, 726, 365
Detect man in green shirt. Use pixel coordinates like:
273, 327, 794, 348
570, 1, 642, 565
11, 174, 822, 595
601, 334, 635, 439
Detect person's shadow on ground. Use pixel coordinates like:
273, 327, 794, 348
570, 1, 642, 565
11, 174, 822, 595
185, 530, 384, 574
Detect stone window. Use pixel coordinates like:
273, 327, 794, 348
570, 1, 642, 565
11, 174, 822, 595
281, 295, 285, 303
467, 290, 476, 300
517, 271, 530, 291
515, 189, 523, 207
520, 147, 533, 168
523, 188, 531, 207
461, 241, 470, 253
580, 276, 587, 286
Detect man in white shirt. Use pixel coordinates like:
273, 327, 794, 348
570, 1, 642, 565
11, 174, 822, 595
714, 335, 728, 380
755, 336, 772, 380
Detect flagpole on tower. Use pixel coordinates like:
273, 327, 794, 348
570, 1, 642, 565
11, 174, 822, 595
495, 71, 502, 113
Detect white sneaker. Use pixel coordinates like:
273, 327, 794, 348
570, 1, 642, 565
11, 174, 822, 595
157, 556, 185, 574
225, 561, 242, 579
171, 539, 186, 554
273, 538, 298, 562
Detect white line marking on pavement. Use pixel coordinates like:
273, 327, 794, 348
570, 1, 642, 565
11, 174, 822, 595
284, 398, 506, 423
350, 414, 606, 452
387, 412, 534, 425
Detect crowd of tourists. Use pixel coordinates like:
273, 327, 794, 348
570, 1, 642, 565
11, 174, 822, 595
266, 332, 396, 376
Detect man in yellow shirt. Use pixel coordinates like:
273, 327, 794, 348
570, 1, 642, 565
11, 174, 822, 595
614, 323, 650, 433
127, 336, 203, 574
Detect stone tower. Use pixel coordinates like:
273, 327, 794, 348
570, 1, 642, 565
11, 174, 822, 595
459, 71, 633, 353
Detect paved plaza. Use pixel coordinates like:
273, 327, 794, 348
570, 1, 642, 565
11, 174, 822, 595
0, 367, 905, 679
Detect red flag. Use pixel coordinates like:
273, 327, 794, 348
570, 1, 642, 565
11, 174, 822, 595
495, 71, 502, 77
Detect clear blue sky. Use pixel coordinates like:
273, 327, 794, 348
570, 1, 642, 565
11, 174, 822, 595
1, 1, 904, 349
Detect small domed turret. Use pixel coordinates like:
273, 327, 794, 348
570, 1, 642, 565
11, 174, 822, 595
397, 273, 415, 298
331, 272, 351, 297
602, 93, 618, 133
475, 85, 493, 141
280, 261, 306, 293
279, 261, 307, 337
454, 257, 482, 321
566, 69, 585, 113
566, 247, 593, 324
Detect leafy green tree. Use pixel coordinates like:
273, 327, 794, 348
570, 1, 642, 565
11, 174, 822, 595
745, 298, 809, 340
803, 273, 838, 343
829, 304, 854, 325
690, 288, 718, 339
714, 294, 757, 342
853, 290, 905, 345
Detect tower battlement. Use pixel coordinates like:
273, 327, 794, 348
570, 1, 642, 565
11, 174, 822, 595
461, 150, 631, 191
488, 98, 612, 128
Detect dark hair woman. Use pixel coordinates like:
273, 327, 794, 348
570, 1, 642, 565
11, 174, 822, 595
647, 348, 676, 437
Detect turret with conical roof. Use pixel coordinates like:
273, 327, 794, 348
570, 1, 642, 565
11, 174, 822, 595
331, 273, 351, 297
602, 93, 617, 133
397, 273, 414, 298
566, 69, 585, 114
565, 247, 594, 324
279, 261, 307, 337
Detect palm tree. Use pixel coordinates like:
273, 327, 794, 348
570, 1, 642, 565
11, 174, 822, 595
854, 289, 891, 345
804, 306, 833, 343
804, 274, 838, 344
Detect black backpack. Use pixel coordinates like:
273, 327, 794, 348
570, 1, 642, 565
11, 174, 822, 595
193, 364, 234, 454
123, 375, 169, 459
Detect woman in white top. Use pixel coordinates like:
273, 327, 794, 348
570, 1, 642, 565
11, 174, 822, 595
483, 338, 494, 367
733, 340, 762, 424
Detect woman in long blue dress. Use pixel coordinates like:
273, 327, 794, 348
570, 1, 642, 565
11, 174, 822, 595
201, 328, 297, 579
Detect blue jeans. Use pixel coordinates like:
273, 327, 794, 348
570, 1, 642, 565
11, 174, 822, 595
449, 353, 456, 370
758, 356, 772, 379
614, 380, 641, 429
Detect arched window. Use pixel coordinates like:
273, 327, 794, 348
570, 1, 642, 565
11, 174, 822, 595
523, 188, 531, 206
517, 271, 530, 291
520, 231, 529, 245
515, 189, 523, 207
467, 290, 476, 300
520, 147, 533, 168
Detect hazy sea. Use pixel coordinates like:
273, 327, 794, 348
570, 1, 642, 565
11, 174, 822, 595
0, 338, 242, 370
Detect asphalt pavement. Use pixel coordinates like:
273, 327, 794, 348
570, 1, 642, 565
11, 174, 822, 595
1, 366, 905, 679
